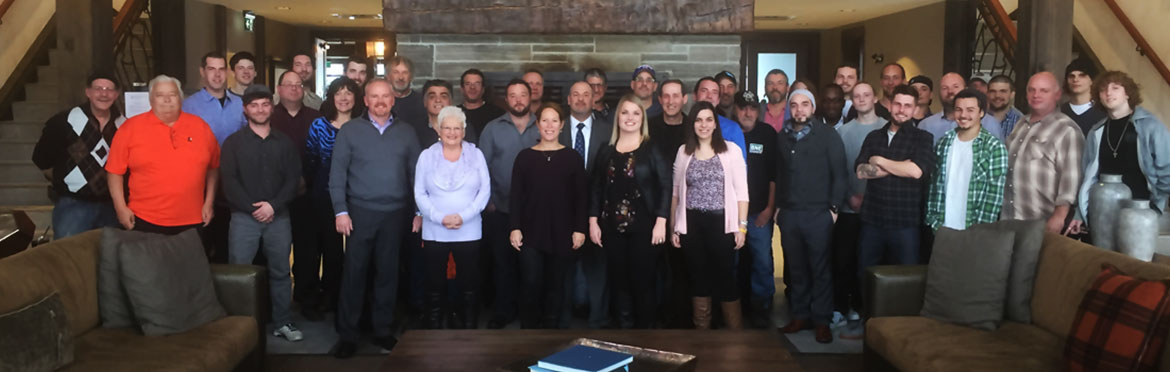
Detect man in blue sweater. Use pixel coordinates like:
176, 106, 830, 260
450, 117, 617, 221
694, 76, 746, 159
329, 79, 422, 358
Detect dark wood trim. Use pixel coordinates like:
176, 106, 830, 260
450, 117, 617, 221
151, 0, 185, 82
0, 15, 55, 121
254, 16, 266, 87
0, 0, 15, 26
214, 5, 226, 55
1102, 0, 1170, 88
943, 0, 976, 78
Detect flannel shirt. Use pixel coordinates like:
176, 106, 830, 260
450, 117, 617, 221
1001, 112, 1084, 220
926, 128, 1008, 230
856, 122, 937, 228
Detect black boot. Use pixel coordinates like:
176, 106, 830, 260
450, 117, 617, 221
615, 293, 634, 329
462, 292, 479, 329
749, 297, 771, 329
425, 292, 444, 329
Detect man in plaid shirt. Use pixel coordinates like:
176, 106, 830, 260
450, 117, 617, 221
855, 85, 937, 273
926, 89, 1008, 231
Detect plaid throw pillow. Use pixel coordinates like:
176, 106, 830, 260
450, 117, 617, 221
1065, 264, 1170, 372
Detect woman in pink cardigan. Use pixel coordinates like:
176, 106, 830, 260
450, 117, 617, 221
669, 101, 750, 330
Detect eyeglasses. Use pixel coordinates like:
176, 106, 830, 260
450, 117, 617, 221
279, 84, 303, 89
633, 78, 656, 84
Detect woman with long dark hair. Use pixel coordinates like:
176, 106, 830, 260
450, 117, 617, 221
669, 101, 750, 330
587, 94, 672, 328
299, 77, 365, 317
508, 102, 588, 328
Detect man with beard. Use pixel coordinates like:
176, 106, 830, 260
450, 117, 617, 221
290, 52, 323, 110
585, 68, 611, 122
760, 69, 791, 131
221, 85, 304, 343
460, 69, 504, 138
714, 71, 738, 117
834, 65, 859, 126
831, 82, 886, 337
649, 79, 689, 162
631, 65, 663, 118
917, 72, 1004, 144
986, 75, 1024, 137
855, 85, 936, 294
819, 84, 846, 130
694, 76, 746, 159
33, 73, 126, 239
330, 79, 422, 358
775, 88, 847, 344
345, 55, 371, 86
478, 79, 541, 329
925, 88, 1007, 231
558, 80, 613, 329
389, 56, 427, 129
419, 79, 477, 145
523, 69, 547, 114
732, 90, 778, 329
228, 52, 256, 96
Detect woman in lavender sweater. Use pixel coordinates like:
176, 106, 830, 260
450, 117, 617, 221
414, 106, 491, 329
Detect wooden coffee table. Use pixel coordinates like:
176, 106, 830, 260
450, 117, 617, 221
379, 329, 802, 371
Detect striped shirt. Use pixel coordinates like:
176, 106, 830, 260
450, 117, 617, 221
926, 128, 1008, 230
1001, 112, 1084, 220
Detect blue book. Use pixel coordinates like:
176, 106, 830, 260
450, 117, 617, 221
537, 345, 634, 372
530, 364, 628, 372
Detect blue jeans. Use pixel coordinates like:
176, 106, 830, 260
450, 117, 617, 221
53, 195, 117, 240
745, 212, 776, 302
857, 223, 920, 284
229, 212, 293, 326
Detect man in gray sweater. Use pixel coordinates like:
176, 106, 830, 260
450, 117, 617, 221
329, 79, 422, 358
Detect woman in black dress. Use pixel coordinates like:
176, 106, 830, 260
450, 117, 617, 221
509, 102, 588, 329
588, 94, 672, 328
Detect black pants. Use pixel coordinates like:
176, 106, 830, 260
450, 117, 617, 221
202, 203, 231, 263
519, 246, 574, 328
603, 224, 661, 328
403, 230, 425, 311
293, 198, 345, 308
133, 217, 202, 236
336, 206, 409, 343
830, 212, 862, 314
423, 240, 480, 298
777, 209, 835, 325
485, 210, 519, 321
680, 210, 738, 302
561, 240, 608, 329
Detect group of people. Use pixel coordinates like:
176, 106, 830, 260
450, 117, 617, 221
32, 47, 1168, 356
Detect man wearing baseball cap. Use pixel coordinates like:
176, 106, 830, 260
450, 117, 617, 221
1060, 58, 1105, 135
908, 75, 934, 122
631, 64, 663, 117
715, 71, 738, 117
732, 90, 778, 329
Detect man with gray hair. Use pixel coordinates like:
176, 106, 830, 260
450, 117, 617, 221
106, 75, 220, 236
388, 56, 427, 130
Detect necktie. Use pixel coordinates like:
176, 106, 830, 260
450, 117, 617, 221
574, 123, 586, 159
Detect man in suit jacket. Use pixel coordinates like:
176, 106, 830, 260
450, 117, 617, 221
557, 80, 614, 328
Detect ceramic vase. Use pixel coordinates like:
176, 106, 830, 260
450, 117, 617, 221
1117, 199, 1158, 262
1088, 174, 1131, 250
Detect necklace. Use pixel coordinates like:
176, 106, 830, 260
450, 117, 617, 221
543, 150, 554, 162
1105, 117, 1130, 158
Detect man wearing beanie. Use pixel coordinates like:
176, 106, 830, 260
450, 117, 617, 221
220, 85, 305, 342
1061, 58, 1106, 135
775, 87, 848, 344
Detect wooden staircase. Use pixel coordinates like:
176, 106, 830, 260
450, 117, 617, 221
0, 49, 68, 206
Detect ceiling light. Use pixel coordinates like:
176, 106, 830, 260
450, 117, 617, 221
275, 6, 290, 10
332, 13, 383, 21
840, 9, 856, 12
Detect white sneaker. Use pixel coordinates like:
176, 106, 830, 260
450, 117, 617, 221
830, 311, 847, 328
847, 309, 861, 321
273, 323, 304, 342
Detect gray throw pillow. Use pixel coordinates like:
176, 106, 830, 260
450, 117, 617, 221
974, 219, 1045, 324
98, 228, 165, 328
0, 293, 73, 372
118, 229, 226, 336
920, 227, 1016, 330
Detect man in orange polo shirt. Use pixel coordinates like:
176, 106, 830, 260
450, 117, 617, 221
106, 75, 220, 235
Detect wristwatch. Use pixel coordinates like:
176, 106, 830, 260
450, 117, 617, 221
829, 205, 839, 214
739, 219, 749, 226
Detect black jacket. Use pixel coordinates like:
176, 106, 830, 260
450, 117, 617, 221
588, 143, 672, 220
775, 118, 849, 211
558, 112, 613, 177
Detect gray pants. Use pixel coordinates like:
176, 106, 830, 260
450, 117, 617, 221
777, 208, 835, 325
229, 211, 293, 326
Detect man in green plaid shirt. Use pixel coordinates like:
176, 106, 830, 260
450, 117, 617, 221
926, 89, 1008, 230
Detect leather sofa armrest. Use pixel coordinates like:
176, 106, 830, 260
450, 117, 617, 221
865, 265, 927, 318
211, 264, 269, 325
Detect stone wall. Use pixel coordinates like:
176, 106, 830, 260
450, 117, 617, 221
395, 34, 741, 102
